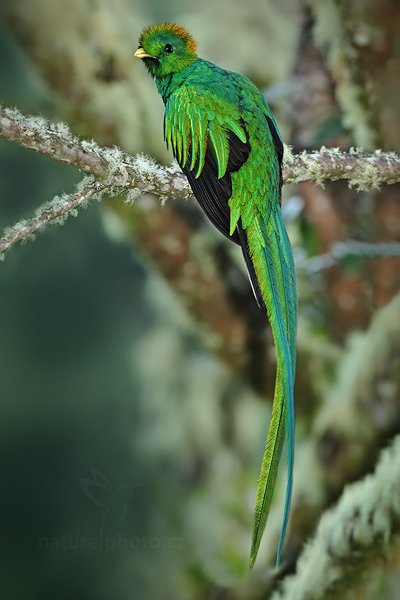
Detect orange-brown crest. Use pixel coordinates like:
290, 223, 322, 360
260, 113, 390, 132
141, 23, 198, 53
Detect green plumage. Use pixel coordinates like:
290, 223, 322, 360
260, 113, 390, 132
136, 23, 297, 567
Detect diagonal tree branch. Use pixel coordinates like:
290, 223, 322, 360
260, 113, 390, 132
0, 177, 107, 258
272, 435, 400, 600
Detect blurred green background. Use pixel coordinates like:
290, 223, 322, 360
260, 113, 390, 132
0, 19, 177, 600
1, 0, 400, 599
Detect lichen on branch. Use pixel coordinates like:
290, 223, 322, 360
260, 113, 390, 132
0, 106, 190, 200
1, 105, 400, 196
283, 145, 400, 190
0, 177, 107, 259
1, 105, 400, 258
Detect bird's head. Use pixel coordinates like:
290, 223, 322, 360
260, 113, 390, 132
135, 23, 198, 78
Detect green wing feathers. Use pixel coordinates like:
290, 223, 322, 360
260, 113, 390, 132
164, 88, 246, 179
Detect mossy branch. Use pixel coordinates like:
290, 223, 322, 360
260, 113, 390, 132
0, 177, 106, 259
272, 435, 400, 600
1, 105, 400, 258
1, 106, 400, 195
0, 106, 190, 201
283, 145, 400, 189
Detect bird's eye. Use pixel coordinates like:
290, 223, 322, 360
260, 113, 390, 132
164, 44, 173, 54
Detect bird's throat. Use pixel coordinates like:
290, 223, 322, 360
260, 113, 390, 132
155, 58, 200, 103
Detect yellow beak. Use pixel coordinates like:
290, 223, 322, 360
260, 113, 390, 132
134, 48, 154, 59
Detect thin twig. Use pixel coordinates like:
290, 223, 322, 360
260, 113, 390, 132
0, 178, 106, 258
298, 240, 400, 273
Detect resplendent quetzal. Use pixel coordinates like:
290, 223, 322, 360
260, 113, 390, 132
135, 23, 297, 567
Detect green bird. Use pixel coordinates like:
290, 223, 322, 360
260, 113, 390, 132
134, 23, 297, 567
